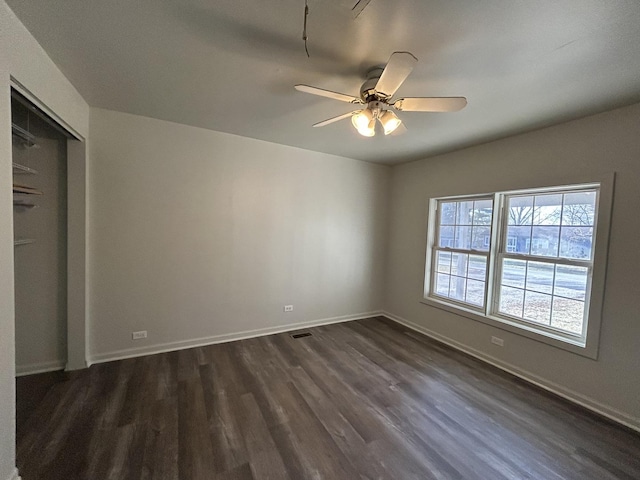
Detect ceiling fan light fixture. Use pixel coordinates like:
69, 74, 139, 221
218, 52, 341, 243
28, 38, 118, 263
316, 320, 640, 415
352, 108, 373, 130
352, 108, 376, 136
295, 51, 467, 137
356, 123, 376, 137
379, 110, 402, 135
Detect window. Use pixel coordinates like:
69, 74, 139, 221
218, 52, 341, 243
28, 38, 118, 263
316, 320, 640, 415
432, 198, 493, 309
424, 181, 611, 355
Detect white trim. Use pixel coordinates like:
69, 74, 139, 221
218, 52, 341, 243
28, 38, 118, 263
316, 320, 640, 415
88, 311, 383, 365
15, 359, 66, 377
381, 311, 640, 433
5, 467, 21, 480
10, 77, 83, 141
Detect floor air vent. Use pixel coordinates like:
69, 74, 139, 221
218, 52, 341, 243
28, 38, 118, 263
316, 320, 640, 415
291, 332, 312, 339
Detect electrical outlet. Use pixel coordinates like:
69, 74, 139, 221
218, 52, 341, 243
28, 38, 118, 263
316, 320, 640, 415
491, 336, 504, 347
284, 305, 294, 312
132, 330, 147, 340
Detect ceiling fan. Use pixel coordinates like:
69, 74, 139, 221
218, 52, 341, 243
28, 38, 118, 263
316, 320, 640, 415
295, 52, 467, 137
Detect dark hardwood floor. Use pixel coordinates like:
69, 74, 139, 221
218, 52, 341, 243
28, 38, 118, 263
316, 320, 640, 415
16, 317, 640, 480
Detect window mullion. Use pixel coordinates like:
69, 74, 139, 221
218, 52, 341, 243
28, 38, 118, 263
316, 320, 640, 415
501, 253, 592, 268
485, 193, 501, 316
436, 246, 490, 257
549, 263, 557, 326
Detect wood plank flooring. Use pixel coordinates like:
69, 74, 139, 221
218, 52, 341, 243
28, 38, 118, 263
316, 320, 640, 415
16, 317, 640, 479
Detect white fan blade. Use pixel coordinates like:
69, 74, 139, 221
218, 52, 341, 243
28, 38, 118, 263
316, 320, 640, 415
313, 111, 359, 127
295, 85, 362, 104
393, 97, 467, 112
374, 52, 418, 98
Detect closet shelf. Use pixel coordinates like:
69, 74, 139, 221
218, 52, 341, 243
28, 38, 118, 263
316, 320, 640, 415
14, 238, 35, 247
13, 199, 38, 209
13, 184, 43, 195
11, 123, 38, 148
12, 162, 38, 175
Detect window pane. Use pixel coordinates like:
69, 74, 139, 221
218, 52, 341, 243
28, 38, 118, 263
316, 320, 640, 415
449, 276, 467, 301
431, 198, 492, 310
466, 279, 485, 306
524, 291, 552, 325
439, 226, 454, 248
551, 297, 584, 334
502, 259, 526, 288
559, 226, 593, 259
456, 201, 474, 225
471, 200, 493, 225
531, 226, 559, 257
435, 273, 450, 296
505, 225, 531, 254
499, 286, 524, 318
562, 191, 596, 226
468, 255, 487, 281
440, 202, 457, 225
451, 253, 469, 277
508, 196, 534, 225
533, 194, 562, 225
471, 226, 491, 251
526, 261, 554, 294
436, 251, 452, 274
454, 226, 472, 249
554, 265, 588, 301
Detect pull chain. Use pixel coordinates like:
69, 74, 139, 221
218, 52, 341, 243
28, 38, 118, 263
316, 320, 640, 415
302, 0, 310, 57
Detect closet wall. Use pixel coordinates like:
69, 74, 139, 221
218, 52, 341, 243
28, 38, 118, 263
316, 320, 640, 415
12, 96, 68, 375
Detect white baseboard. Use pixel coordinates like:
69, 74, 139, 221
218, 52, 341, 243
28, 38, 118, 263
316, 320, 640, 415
89, 311, 383, 365
15, 359, 66, 377
6, 467, 21, 480
382, 311, 640, 433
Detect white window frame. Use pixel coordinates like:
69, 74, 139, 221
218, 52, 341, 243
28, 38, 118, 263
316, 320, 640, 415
422, 175, 614, 359
429, 195, 493, 312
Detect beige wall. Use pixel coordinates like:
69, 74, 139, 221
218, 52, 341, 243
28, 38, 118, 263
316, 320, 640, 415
87, 108, 389, 361
385, 102, 640, 429
0, 1, 89, 479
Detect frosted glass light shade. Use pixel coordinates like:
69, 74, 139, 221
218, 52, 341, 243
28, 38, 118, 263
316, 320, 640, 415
379, 110, 402, 135
352, 109, 375, 136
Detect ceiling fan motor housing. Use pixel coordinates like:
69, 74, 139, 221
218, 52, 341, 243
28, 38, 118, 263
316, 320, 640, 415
360, 67, 385, 102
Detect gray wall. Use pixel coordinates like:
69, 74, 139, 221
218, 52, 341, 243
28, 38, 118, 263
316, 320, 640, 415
385, 102, 640, 428
87, 108, 389, 361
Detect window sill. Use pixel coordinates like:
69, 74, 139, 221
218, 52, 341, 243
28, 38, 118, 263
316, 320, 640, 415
420, 296, 598, 359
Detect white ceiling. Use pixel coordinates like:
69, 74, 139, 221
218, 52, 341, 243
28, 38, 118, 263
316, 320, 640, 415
7, 0, 640, 164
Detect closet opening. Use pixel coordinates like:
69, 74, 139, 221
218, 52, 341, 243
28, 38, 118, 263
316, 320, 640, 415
11, 87, 85, 439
